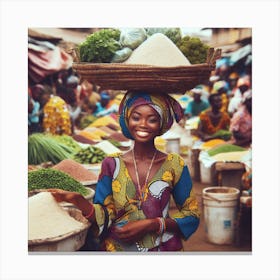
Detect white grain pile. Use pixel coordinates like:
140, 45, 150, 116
28, 192, 85, 240
124, 33, 191, 67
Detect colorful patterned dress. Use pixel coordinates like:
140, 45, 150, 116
198, 109, 231, 135
92, 152, 200, 252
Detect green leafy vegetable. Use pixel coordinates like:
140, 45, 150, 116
176, 36, 209, 64
207, 144, 246, 157
78, 28, 121, 63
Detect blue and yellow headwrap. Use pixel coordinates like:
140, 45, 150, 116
119, 91, 184, 140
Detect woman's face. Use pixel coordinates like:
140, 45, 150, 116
128, 104, 161, 143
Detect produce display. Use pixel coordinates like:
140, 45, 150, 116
28, 192, 86, 240
211, 151, 250, 162
78, 28, 121, 63
78, 115, 97, 130
211, 129, 232, 141
207, 144, 246, 157
176, 36, 209, 64
200, 139, 226, 150
52, 159, 98, 182
28, 133, 74, 165
124, 33, 191, 66
28, 168, 90, 196
51, 134, 81, 151
73, 146, 106, 164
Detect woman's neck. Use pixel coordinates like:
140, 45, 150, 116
133, 141, 157, 159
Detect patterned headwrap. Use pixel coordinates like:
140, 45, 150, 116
118, 91, 184, 140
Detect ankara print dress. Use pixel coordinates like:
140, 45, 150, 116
92, 152, 200, 252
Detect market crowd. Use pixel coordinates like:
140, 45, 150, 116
28, 59, 252, 150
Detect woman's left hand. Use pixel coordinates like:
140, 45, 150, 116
113, 219, 156, 243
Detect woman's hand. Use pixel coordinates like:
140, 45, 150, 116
46, 189, 95, 220
113, 219, 157, 243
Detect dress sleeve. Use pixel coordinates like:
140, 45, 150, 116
92, 156, 117, 237
170, 154, 200, 240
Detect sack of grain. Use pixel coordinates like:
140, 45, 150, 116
124, 33, 191, 66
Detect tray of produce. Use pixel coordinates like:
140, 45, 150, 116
71, 29, 221, 93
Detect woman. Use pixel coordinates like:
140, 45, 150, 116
49, 91, 200, 252
196, 93, 231, 141
229, 90, 252, 147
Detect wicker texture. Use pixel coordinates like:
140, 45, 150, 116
72, 48, 221, 93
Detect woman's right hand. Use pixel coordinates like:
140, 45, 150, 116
46, 189, 95, 220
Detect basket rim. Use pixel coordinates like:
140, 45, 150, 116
28, 208, 91, 245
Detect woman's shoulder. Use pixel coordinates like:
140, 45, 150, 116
166, 153, 185, 167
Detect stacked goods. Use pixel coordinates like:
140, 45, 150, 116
124, 33, 191, 66
51, 135, 81, 151
52, 159, 98, 182
28, 133, 74, 165
207, 144, 246, 157
72, 134, 97, 145
200, 139, 226, 150
94, 140, 121, 155
88, 116, 120, 130
28, 192, 87, 240
109, 131, 130, 142
211, 151, 250, 162
76, 127, 109, 141
73, 146, 106, 164
211, 129, 232, 141
78, 115, 97, 130
28, 168, 90, 196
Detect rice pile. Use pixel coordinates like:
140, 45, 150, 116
28, 192, 85, 240
52, 159, 98, 182
124, 33, 191, 66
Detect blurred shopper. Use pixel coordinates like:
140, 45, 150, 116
229, 90, 252, 147
195, 93, 231, 141
184, 87, 209, 118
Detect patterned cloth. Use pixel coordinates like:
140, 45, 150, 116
119, 91, 184, 140
198, 109, 230, 135
92, 152, 200, 252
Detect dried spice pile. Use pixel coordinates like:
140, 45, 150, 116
52, 159, 98, 182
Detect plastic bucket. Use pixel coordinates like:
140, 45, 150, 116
202, 186, 240, 245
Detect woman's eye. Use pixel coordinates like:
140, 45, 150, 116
148, 118, 159, 124
131, 115, 140, 121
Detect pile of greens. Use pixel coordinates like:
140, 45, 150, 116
207, 144, 246, 157
79, 28, 121, 63
176, 36, 209, 64
28, 168, 90, 196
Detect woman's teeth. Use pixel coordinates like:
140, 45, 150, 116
136, 131, 149, 137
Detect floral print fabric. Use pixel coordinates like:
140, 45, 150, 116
92, 152, 200, 252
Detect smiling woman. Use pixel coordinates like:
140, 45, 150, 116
48, 91, 200, 252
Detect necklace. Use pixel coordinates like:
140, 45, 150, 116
132, 148, 157, 209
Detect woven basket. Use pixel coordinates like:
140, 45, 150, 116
28, 207, 90, 246
72, 48, 221, 93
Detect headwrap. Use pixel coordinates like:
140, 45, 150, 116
118, 91, 184, 140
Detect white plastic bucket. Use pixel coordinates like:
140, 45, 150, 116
202, 186, 240, 245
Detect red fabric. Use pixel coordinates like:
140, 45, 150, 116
28, 46, 73, 83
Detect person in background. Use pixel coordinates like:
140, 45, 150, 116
184, 87, 209, 119
195, 92, 231, 141
28, 88, 41, 134
48, 90, 200, 252
228, 77, 250, 116
229, 90, 252, 147
39, 86, 72, 135
93, 91, 119, 117
227, 72, 239, 98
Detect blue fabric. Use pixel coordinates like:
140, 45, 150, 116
174, 215, 200, 240
172, 166, 192, 206
94, 175, 112, 204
